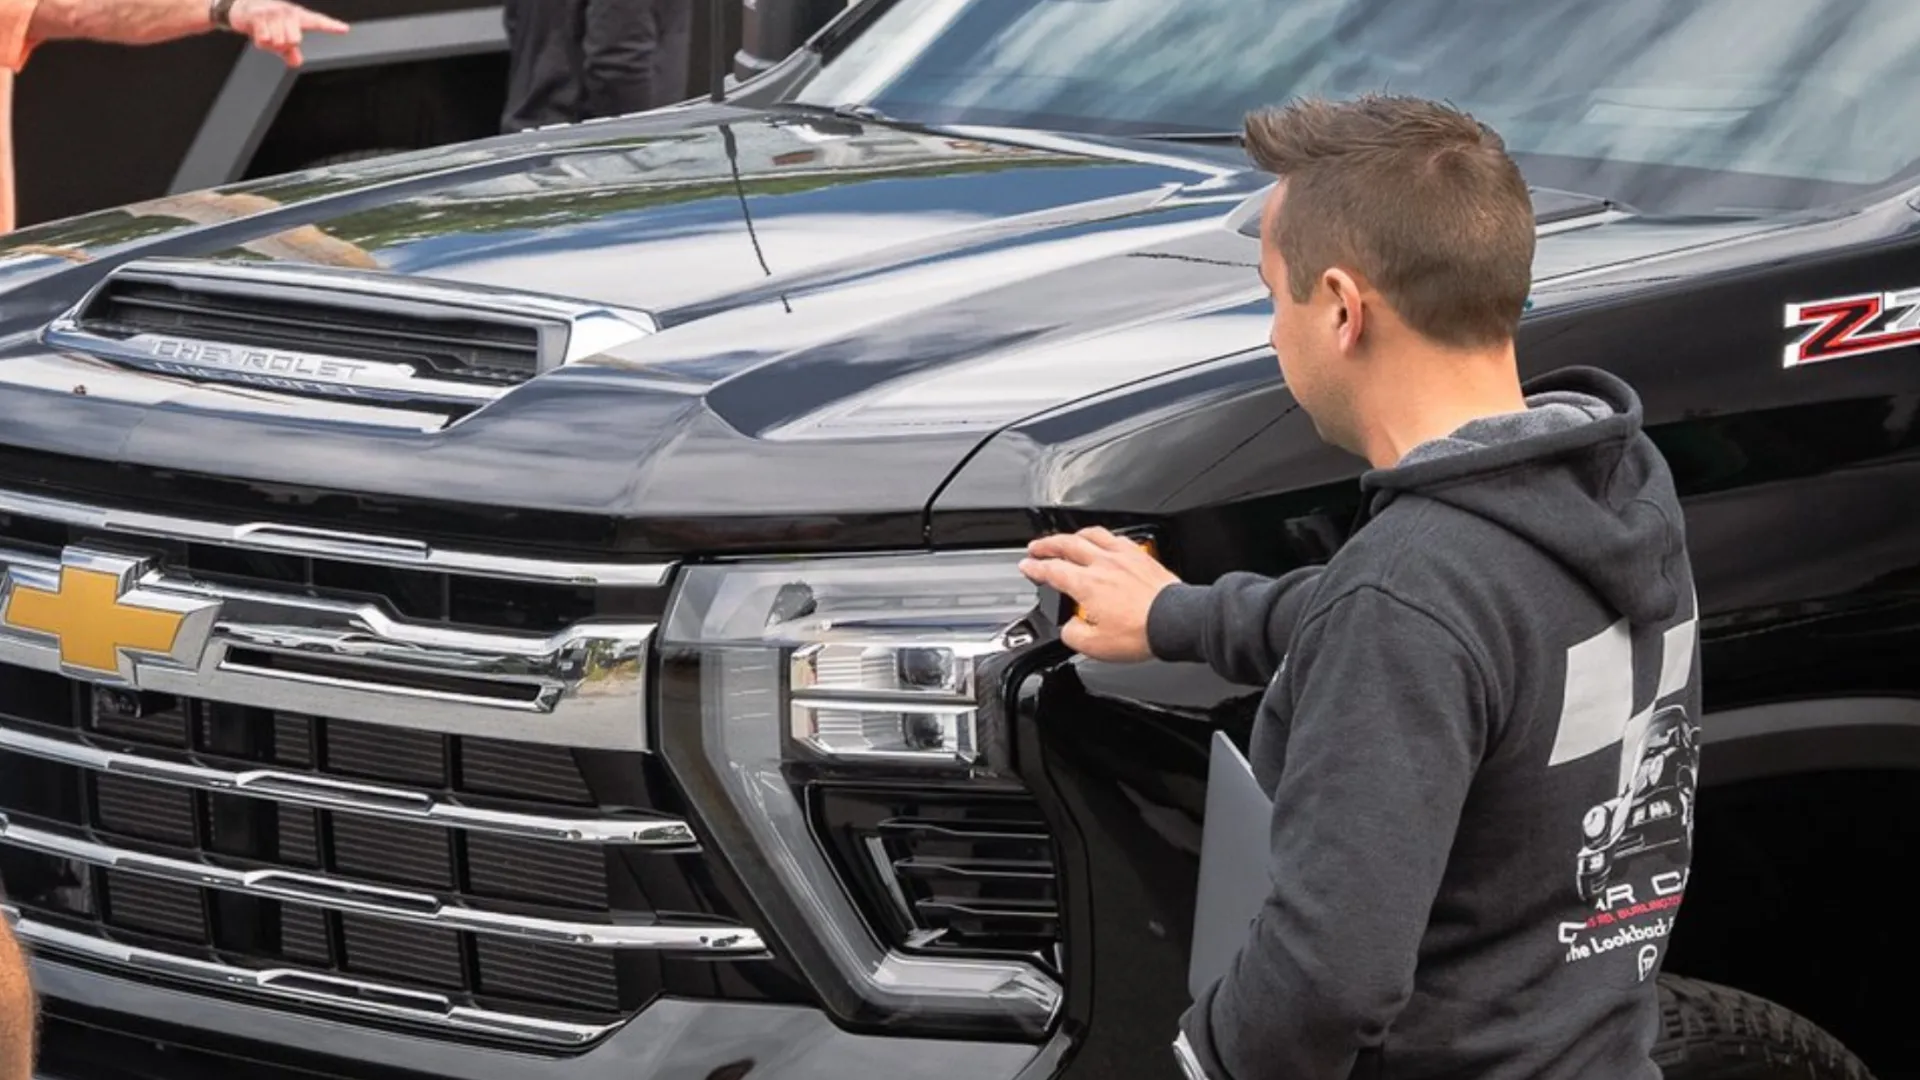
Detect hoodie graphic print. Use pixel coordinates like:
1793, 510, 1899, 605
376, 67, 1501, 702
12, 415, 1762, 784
1150, 366, 1700, 1080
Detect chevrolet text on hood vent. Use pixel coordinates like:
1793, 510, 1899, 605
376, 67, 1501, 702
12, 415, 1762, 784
42, 258, 656, 415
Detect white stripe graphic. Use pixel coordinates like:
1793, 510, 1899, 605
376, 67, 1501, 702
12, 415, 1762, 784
1548, 618, 1634, 766
1657, 618, 1698, 701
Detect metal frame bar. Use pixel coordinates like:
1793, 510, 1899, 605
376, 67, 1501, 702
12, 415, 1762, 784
169, 7, 510, 195
4, 908, 619, 1046
0, 813, 764, 952
0, 724, 694, 846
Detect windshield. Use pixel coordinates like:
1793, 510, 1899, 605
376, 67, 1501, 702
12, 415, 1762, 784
794, 0, 1920, 215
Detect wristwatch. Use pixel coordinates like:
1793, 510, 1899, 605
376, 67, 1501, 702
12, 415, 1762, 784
210, 0, 239, 30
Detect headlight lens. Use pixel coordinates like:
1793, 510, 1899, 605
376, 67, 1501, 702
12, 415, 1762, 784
657, 550, 1061, 1039
1582, 804, 1609, 841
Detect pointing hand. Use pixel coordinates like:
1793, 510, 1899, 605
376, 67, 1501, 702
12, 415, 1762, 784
229, 0, 350, 67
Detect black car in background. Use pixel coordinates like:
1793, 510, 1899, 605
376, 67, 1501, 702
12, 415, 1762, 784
1, 1, 1915, 1078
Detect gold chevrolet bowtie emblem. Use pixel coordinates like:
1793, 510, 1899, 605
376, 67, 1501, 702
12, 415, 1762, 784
1, 550, 213, 678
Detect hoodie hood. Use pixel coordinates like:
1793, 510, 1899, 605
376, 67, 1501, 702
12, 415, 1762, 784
1361, 366, 1687, 626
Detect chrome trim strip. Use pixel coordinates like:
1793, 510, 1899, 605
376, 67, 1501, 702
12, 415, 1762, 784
4, 908, 617, 1047
0, 486, 675, 588
0, 485, 673, 587
0, 814, 766, 953
42, 327, 507, 409
0, 545, 656, 751
0, 725, 695, 846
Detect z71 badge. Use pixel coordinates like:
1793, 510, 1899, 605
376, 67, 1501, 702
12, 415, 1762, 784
1784, 288, 1920, 368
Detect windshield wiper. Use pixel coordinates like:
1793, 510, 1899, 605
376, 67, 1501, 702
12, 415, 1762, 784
1127, 132, 1245, 145
763, 99, 908, 128
1530, 185, 1635, 223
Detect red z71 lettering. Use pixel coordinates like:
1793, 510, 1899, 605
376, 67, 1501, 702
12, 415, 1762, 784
1784, 288, 1920, 367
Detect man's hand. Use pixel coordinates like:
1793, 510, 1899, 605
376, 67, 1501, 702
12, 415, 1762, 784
228, 0, 348, 67
1019, 526, 1180, 662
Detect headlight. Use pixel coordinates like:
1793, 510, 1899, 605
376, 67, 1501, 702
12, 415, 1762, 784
1637, 753, 1665, 789
1582, 804, 1609, 841
657, 550, 1062, 1040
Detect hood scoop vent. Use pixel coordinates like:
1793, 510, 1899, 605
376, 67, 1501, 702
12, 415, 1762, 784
43, 258, 654, 417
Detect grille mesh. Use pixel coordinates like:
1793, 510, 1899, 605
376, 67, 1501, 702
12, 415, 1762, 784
0, 664, 720, 1033
468, 833, 607, 910
461, 740, 593, 805
331, 814, 453, 889
477, 938, 622, 1012
279, 903, 331, 965
105, 871, 204, 940
326, 721, 447, 787
94, 773, 195, 844
341, 913, 465, 989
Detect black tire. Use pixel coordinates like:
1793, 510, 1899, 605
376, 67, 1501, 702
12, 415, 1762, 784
1656, 976, 1874, 1080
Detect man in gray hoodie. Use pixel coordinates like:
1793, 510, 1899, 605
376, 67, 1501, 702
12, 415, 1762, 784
1020, 95, 1700, 1079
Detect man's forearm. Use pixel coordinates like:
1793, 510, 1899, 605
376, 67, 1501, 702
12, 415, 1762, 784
1146, 566, 1324, 687
28, 0, 218, 46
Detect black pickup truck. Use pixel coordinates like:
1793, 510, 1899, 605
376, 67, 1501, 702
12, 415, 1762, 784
1, 1, 1915, 1078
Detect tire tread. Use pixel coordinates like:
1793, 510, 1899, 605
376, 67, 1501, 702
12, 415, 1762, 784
1655, 976, 1873, 1080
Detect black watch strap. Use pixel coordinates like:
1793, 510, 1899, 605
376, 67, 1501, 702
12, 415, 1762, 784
210, 0, 239, 30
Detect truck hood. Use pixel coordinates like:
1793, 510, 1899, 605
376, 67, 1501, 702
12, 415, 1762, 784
0, 108, 1785, 553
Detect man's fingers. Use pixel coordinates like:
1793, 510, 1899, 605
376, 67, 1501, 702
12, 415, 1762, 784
301, 12, 352, 33
1059, 617, 1096, 655
1027, 532, 1109, 568
1018, 556, 1089, 598
1081, 526, 1141, 555
1025, 532, 1080, 561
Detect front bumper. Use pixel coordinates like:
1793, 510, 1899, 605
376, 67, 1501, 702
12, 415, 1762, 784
30, 958, 1047, 1080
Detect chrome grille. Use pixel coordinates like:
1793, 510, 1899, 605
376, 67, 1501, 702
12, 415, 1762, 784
0, 537, 656, 751
0, 490, 765, 1047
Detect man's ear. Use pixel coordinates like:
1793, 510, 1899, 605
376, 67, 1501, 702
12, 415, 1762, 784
1322, 268, 1366, 353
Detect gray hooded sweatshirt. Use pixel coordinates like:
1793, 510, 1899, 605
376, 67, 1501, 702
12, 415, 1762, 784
1151, 366, 1702, 1079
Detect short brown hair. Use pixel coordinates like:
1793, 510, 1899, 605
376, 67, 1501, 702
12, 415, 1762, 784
1243, 94, 1535, 348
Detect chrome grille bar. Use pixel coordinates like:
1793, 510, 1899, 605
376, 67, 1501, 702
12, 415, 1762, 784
0, 725, 694, 846
0, 485, 673, 587
0, 813, 765, 953
3, 908, 618, 1047
0, 544, 656, 751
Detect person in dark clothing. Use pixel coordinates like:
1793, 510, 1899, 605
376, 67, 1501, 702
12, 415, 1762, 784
1020, 94, 1700, 1080
501, 0, 692, 134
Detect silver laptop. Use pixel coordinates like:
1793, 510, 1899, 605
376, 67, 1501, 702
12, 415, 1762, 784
1188, 730, 1275, 1000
